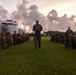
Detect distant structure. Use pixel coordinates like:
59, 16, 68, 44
0, 20, 18, 34
18, 28, 25, 34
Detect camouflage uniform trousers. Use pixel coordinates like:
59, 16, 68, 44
34, 33, 41, 48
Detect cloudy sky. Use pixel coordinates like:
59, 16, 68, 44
0, 0, 76, 32
0, 0, 76, 16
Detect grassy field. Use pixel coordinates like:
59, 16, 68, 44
0, 37, 76, 75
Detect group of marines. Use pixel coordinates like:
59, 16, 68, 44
51, 27, 76, 49
0, 31, 29, 50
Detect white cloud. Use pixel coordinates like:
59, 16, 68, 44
0, 5, 8, 20
0, 0, 76, 32
40, 1, 76, 16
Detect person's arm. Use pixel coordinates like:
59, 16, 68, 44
33, 25, 35, 31
71, 30, 74, 34
41, 25, 43, 31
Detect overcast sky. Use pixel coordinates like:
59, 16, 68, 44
0, 0, 76, 16
0, 0, 76, 32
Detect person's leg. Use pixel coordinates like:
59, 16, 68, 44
34, 36, 38, 48
38, 36, 41, 48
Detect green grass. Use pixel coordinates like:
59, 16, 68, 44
0, 37, 76, 75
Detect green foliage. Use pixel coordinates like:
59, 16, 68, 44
0, 37, 76, 75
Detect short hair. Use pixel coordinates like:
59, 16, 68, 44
68, 27, 70, 29
36, 20, 39, 23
